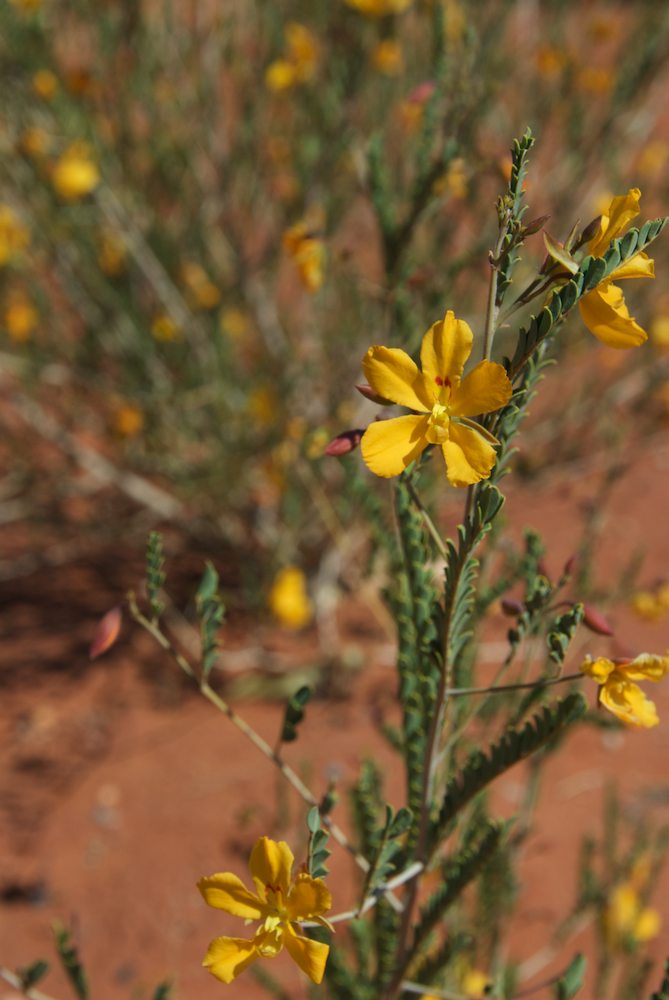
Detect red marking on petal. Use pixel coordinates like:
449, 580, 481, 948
435, 376, 443, 386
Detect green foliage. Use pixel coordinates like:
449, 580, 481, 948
16, 959, 49, 990
53, 922, 88, 1000
351, 760, 385, 859
146, 531, 166, 621
280, 684, 312, 744
195, 560, 225, 680
547, 602, 584, 665
554, 953, 587, 1000
430, 694, 587, 850
359, 805, 412, 904
650, 959, 669, 1000
307, 807, 331, 880
152, 983, 173, 1000
496, 127, 536, 305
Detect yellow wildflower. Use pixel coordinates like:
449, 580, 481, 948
283, 220, 325, 293
4, 291, 38, 342
630, 584, 669, 622
265, 23, 319, 91
51, 144, 100, 201
19, 126, 51, 160
651, 314, 669, 351
371, 40, 404, 76
32, 69, 58, 100
638, 140, 669, 180
248, 386, 277, 429
113, 403, 144, 438
151, 314, 179, 342
0, 206, 30, 267
581, 651, 669, 728
98, 230, 126, 277
576, 66, 613, 95
344, 0, 412, 15
604, 882, 660, 949
198, 836, 332, 984
433, 158, 467, 199
220, 307, 249, 340
360, 310, 512, 486
579, 189, 655, 349
536, 46, 568, 79
462, 968, 493, 998
9, 0, 42, 13
180, 261, 221, 310
269, 567, 313, 629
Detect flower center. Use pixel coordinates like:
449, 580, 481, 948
427, 401, 450, 443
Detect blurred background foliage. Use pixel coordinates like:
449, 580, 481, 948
2, 0, 669, 613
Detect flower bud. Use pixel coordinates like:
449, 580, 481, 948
355, 383, 393, 405
324, 429, 364, 456
501, 598, 524, 617
90, 605, 122, 659
583, 604, 614, 636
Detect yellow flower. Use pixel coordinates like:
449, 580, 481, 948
51, 144, 100, 201
151, 314, 179, 342
18, 126, 51, 160
581, 651, 669, 727
433, 158, 467, 199
4, 291, 38, 342
576, 66, 613, 95
344, 0, 412, 15
269, 567, 313, 629
604, 882, 661, 949
9, 0, 42, 13
32, 69, 58, 100
282, 220, 325, 292
98, 230, 126, 277
630, 584, 669, 622
265, 23, 319, 91
579, 189, 655, 349
198, 836, 332, 984
0, 206, 30, 267
113, 403, 144, 438
180, 261, 221, 310
638, 140, 669, 180
371, 40, 404, 76
461, 968, 492, 998
360, 310, 512, 486
220, 307, 249, 339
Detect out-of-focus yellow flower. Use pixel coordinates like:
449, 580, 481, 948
269, 567, 313, 629
443, 0, 466, 44
180, 261, 221, 310
371, 39, 404, 76
651, 315, 669, 351
576, 66, 613, 95
9, 0, 42, 13
638, 140, 669, 180
579, 189, 655, 349
360, 309, 512, 485
581, 651, 669, 727
433, 158, 467, 199
265, 23, 319, 91
535, 46, 568, 79
344, 0, 412, 14
32, 69, 58, 100
151, 314, 179, 342
4, 291, 38, 342
51, 143, 100, 201
247, 387, 277, 429
98, 229, 126, 277
604, 882, 661, 950
220, 307, 249, 340
461, 968, 493, 998
631, 584, 669, 622
305, 427, 330, 459
198, 836, 331, 984
283, 219, 325, 293
64, 68, 98, 98
18, 126, 51, 160
0, 206, 30, 267
113, 403, 144, 438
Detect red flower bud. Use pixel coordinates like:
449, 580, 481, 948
582, 604, 614, 637
324, 429, 364, 456
355, 383, 393, 406
501, 598, 524, 617
90, 605, 122, 660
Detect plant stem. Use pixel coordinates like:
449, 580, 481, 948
0, 968, 59, 1000
444, 670, 583, 696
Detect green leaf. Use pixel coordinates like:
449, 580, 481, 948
146, 531, 166, 620
554, 953, 586, 999
650, 958, 669, 1000
17, 959, 49, 990
196, 560, 219, 604
307, 810, 331, 879
280, 685, 312, 744
53, 922, 88, 1000
153, 982, 173, 1000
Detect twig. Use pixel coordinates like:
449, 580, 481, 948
445, 670, 583, 697
0, 967, 60, 1000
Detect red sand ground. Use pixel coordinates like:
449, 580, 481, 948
2, 431, 669, 1000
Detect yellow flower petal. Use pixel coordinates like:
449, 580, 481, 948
420, 310, 473, 393
579, 283, 647, 349
362, 346, 431, 411
283, 923, 330, 984
450, 360, 512, 417
589, 188, 641, 257
202, 935, 259, 983
581, 655, 615, 684
266, 60, 297, 91
287, 873, 332, 921
611, 250, 655, 281
600, 678, 659, 727
198, 873, 264, 919
361, 414, 430, 477
441, 421, 497, 487
620, 652, 669, 682
635, 906, 661, 942
249, 837, 294, 898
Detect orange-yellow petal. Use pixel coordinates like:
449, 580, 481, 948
441, 421, 497, 487
249, 837, 294, 898
611, 250, 655, 281
581, 655, 615, 684
450, 360, 512, 417
600, 678, 659, 727
198, 873, 264, 919
361, 414, 430, 477
362, 346, 431, 411
420, 309, 473, 391
202, 935, 259, 983
283, 923, 330, 984
619, 652, 669, 682
635, 907, 661, 942
287, 873, 332, 921
579, 283, 647, 349
589, 188, 641, 256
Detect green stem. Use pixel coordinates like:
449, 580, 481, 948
445, 670, 583, 696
